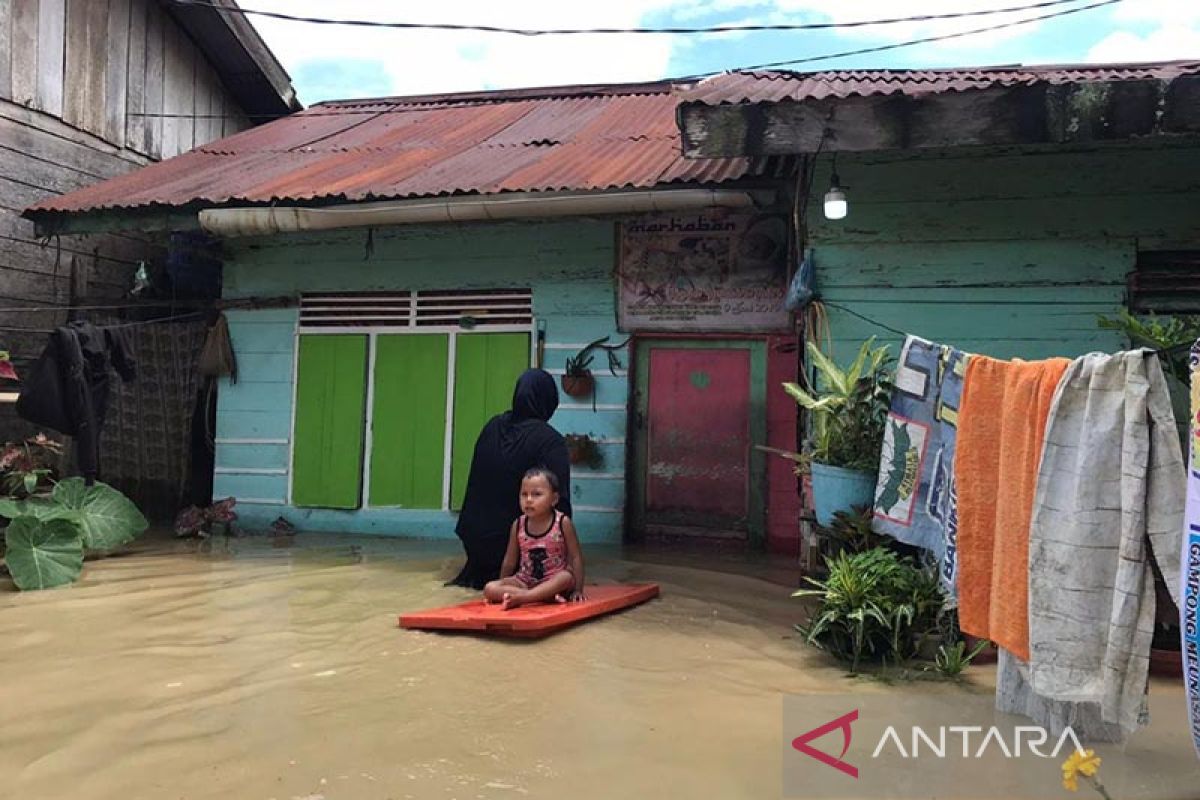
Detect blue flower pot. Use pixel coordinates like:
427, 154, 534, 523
810, 462, 876, 527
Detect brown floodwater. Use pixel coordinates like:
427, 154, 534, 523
0, 534, 1197, 800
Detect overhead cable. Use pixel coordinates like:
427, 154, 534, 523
165, 0, 1102, 36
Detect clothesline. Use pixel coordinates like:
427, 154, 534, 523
0, 311, 207, 334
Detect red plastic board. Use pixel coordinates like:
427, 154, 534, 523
398, 583, 660, 638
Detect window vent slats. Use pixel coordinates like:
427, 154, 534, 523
299, 290, 531, 329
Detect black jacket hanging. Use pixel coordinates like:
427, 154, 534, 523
16, 321, 137, 482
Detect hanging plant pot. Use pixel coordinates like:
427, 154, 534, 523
561, 372, 594, 398
809, 462, 876, 527
564, 434, 602, 468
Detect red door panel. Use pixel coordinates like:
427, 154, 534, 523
645, 347, 750, 533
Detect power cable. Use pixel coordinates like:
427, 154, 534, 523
166, 0, 1101, 36
712, 0, 1120, 73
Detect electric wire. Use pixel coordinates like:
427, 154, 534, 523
712, 0, 1120, 73
165, 0, 1101, 36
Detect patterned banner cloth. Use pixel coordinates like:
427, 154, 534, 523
1183, 340, 1200, 759
872, 335, 969, 596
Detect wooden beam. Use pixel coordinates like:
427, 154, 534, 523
681, 77, 1200, 157
27, 207, 202, 236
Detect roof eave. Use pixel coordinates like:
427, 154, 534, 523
164, 0, 301, 117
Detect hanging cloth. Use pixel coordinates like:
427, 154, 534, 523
954, 354, 1070, 660
1022, 350, 1183, 738
16, 321, 137, 482
1182, 340, 1200, 758
198, 313, 237, 384
871, 335, 970, 597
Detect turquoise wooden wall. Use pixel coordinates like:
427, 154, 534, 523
213, 219, 627, 542
805, 143, 1200, 365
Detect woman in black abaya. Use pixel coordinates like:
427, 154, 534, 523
450, 368, 572, 588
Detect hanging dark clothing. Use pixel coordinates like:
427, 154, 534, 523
451, 368, 572, 588
16, 321, 136, 482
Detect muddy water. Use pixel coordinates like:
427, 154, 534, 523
0, 535, 1196, 800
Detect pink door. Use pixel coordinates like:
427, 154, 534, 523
637, 344, 754, 538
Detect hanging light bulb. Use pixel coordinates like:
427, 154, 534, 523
823, 153, 847, 220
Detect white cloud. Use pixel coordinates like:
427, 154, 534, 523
1085, 0, 1200, 64
1085, 26, 1200, 63
242, 1, 684, 102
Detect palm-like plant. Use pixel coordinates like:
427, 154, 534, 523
783, 338, 892, 473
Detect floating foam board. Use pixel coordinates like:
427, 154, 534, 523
398, 583, 660, 638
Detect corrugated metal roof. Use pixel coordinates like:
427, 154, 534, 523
31, 80, 762, 215
683, 60, 1200, 106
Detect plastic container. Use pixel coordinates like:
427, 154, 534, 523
810, 462, 876, 527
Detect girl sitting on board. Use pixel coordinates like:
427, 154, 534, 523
483, 467, 587, 609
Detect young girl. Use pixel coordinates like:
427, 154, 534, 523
483, 467, 586, 609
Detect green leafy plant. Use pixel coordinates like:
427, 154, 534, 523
564, 335, 627, 377
783, 338, 892, 473
792, 547, 944, 672
822, 506, 889, 556
0, 433, 63, 497
1097, 309, 1200, 385
931, 638, 992, 678
0, 478, 149, 590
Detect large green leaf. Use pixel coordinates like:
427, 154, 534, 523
0, 496, 66, 521
4, 516, 84, 590
51, 478, 148, 551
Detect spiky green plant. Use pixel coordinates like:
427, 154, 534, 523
793, 547, 943, 672
782, 337, 893, 473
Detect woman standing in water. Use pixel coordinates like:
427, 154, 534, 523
449, 369, 572, 588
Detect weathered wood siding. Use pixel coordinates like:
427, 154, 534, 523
0, 0, 253, 433
806, 144, 1200, 364
215, 220, 629, 543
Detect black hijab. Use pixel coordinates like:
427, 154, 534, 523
450, 369, 573, 588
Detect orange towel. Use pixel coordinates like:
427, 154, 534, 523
954, 355, 1070, 660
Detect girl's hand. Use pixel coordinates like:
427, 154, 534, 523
569, 587, 587, 602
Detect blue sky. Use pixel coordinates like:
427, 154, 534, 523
240, 1, 1199, 105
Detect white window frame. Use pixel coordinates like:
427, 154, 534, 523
287, 321, 534, 511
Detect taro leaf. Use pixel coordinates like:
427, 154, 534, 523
0, 496, 62, 521
4, 515, 84, 590
51, 478, 149, 551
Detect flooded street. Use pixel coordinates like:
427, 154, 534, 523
0, 534, 1196, 800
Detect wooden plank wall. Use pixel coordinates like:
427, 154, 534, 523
805, 144, 1200, 365
0, 0, 254, 436
215, 220, 631, 542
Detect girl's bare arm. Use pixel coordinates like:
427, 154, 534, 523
498, 520, 520, 578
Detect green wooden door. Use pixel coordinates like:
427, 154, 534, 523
369, 334, 449, 508
449, 332, 530, 510
292, 335, 368, 509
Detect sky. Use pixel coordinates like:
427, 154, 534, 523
234, 0, 1200, 105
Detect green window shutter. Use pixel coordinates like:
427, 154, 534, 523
292, 335, 368, 509
449, 333, 530, 510
369, 334, 449, 508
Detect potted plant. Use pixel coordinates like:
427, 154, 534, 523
783, 338, 892, 527
564, 433, 603, 468
562, 347, 597, 398
561, 336, 628, 399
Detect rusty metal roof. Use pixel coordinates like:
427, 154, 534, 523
30, 80, 763, 216
683, 60, 1200, 105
